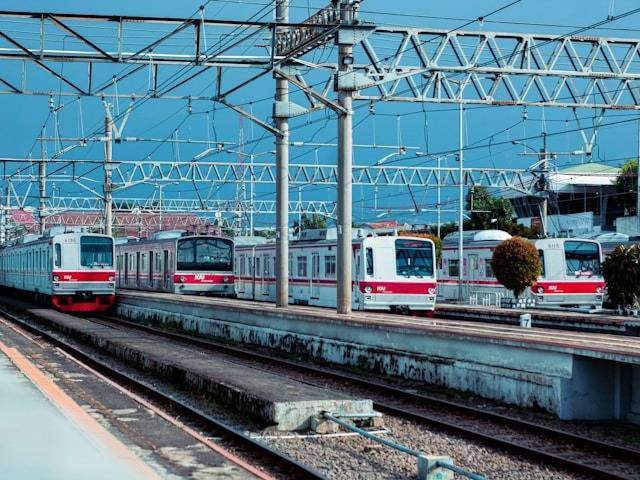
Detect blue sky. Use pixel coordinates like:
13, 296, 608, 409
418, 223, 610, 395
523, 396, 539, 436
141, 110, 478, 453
1, 0, 640, 228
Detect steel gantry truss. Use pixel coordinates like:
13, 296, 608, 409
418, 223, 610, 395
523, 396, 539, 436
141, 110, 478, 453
44, 196, 338, 218
1, 9, 640, 109
0, 158, 532, 194
3, 2, 640, 314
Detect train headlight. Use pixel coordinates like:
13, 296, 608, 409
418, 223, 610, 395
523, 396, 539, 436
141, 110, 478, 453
428, 287, 437, 295
537, 286, 544, 294
179, 276, 186, 283
364, 285, 372, 293
108, 275, 115, 282
223, 276, 229, 283
53, 275, 59, 282
596, 286, 604, 294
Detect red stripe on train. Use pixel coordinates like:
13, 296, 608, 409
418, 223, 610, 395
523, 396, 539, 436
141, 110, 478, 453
53, 271, 115, 282
531, 281, 605, 294
359, 281, 437, 295
438, 279, 605, 294
174, 273, 234, 284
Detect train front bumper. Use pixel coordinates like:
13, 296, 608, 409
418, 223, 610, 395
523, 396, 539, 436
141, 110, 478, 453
173, 283, 235, 295
361, 294, 436, 311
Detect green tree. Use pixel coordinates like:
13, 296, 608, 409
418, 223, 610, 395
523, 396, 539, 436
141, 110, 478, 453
465, 186, 514, 230
614, 159, 638, 216
602, 244, 640, 308
502, 222, 540, 239
292, 213, 327, 235
491, 236, 541, 298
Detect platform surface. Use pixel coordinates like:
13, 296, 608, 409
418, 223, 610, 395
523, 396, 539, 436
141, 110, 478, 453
118, 290, 640, 363
0, 350, 154, 480
26, 305, 372, 430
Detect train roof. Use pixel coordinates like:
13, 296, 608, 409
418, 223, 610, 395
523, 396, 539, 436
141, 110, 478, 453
443, 229, 512, 244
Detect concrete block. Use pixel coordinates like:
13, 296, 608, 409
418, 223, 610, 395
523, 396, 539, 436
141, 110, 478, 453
310, 416, 340, 434
417, 455, 454, 480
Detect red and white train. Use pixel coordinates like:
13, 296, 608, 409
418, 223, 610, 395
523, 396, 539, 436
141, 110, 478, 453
115, 230, 235, 296
0, 231, 116, 313
234, 229, 437, 311
437, 230, 606, 309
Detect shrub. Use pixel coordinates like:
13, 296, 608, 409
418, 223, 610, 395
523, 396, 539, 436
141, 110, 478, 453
602, 244, 640, 308
491, 236, 541, 298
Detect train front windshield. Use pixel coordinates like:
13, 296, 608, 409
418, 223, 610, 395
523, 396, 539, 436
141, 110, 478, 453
395, 239, 434, 277
177, 237, 233, 271
80, 236, 114, 267
564, 241, 601, 276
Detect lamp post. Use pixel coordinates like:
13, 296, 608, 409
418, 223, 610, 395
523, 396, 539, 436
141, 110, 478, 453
372, 149, 406, 211
143, 181, 179, 232
226, 149, 275, 236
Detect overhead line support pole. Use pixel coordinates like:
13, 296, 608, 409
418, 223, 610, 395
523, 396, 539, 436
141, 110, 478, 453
275, 0, 289, 308
457, 104, 464, 302
104, 114, 113, 236
337, 0, 356, 315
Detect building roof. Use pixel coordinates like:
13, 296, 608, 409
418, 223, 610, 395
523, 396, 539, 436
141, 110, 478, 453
549, 162, 620, 190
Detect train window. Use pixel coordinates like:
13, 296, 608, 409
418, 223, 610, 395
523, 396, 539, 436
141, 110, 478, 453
324, 255, 336, 277
485, 259, 493, 278
177, 237, 233, 271
449, 259, 459, 277
564, 241, 601, 276
395, 239, 434, 277
538, 250, 545, 277
80, 236, 113, 267
264, 256, 270, 277
366, 248, 374, 276
255, 257, 261, 277
297, 256, 307, 277
239, 255, 245, 275
54, 244, 61, 268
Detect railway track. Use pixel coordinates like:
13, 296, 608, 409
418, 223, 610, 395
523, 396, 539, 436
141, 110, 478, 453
92, 314, 640, 480
0, 308, 327, 480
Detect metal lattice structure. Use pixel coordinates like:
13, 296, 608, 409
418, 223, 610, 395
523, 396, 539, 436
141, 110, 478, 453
0, 158, 532, 194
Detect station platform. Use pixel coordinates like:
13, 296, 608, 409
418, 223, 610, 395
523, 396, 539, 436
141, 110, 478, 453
0, 344, 157, 480
20, 305, 372, 431
436, 302, 640, 334
116, 290, 640, 425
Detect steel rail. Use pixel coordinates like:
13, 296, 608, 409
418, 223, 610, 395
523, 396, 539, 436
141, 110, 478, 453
0, 307, 327, 480
97, 313, 640, 480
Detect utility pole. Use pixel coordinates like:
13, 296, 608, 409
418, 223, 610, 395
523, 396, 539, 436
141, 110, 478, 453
275, 0, 289, 308
336, 0, 356, 314
437, 155, 441, 239
457, 103, 464, 302
0, 185, 8, 245
540, 132, 548, 238
39, 129, 46, 235
104, 115, 114, 237
636, 119, 640, 224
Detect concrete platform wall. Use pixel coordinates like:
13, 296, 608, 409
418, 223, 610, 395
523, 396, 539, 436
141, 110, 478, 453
116, 295, 636, 422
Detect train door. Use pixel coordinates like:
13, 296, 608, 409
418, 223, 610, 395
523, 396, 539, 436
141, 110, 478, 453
468, 254, 479, 283
148, 250, 153, 288
253, 255, 260, 300
135, 252, 140, 286
163, 250, 169, 289
124, 252, 129, 286
261, 253, 270, 296
237, 253, 245, 295
310, 252, 320, 299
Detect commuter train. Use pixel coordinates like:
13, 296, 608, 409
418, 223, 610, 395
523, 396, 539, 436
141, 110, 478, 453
115, 230, 235, 296
0, 231, 116, 313
437, 230, 606, 309
234, 228, 437, 311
